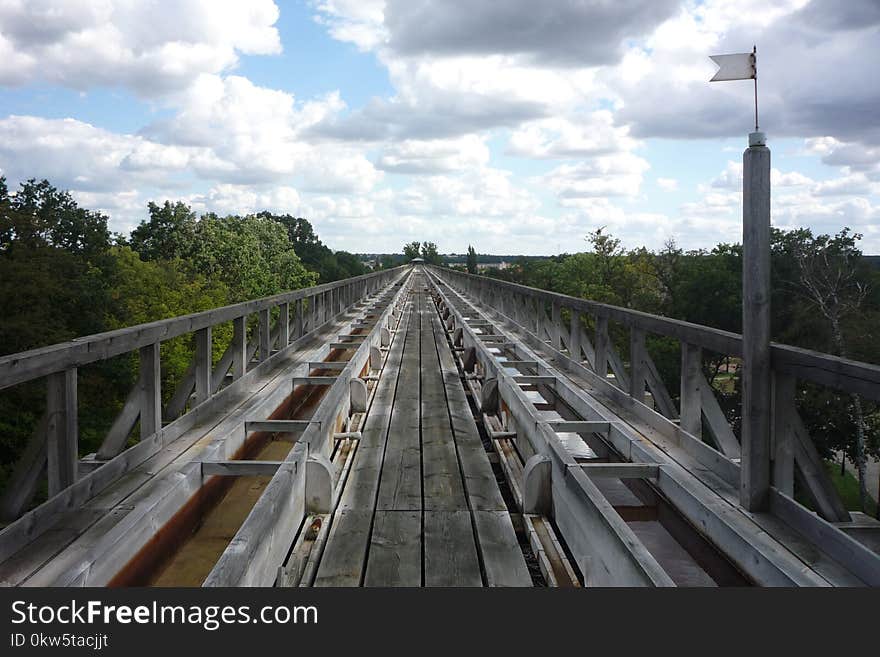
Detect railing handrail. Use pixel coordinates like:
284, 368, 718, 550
0, 265, 408, 390
431, 266, 880, 401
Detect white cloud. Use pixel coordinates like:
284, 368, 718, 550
0, 0, 282, 95
541, 153, 651, 201
656, 177, 678, 191
507, 112, 636, 159
376, 135, 489, 174
186, 184, 301, 217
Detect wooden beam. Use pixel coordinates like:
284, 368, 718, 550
232, 315, 247, 380
513, 375, 557, 386
292, 376, 338, 386
96, 381, 140, 460
772, 372, 796, 496
680, 343, 702, 437
194, 326, 212, 406
245, 420, 317, 434
576, 463, 660, 480
551, 302, 562, 350
643, 350, 678, 420
595, 315, 609, 378
569, 309, 581, 362
0, 414, 48, 520
279, 302, 290, 349
546, 420, 610, 435
138, 343, 161, 439
789, 407, 850, 522
258, 308, 271, 362
700, 378, 742, 459
46, 368, 78, 496
329, 342, 362, 350
741, 136, 772, 511
202, 460, 283, 477
308, 361, 347, 370
629, 327, 647, 404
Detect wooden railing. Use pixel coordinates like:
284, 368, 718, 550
432, 266, 880, 524
0, 266, 406, 520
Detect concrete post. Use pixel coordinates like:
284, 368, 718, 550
741, 131, 771, 511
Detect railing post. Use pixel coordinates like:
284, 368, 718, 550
534, 299, 542, 336
595, 315, 609, 378
570, 309, 581, 361
139, 343, 161, 439
194, 326, 212, 406
741, 131, 772, 511
258, 308, 271, 362
279, 302, 290, 349
629, 327, 647, 404
772, 372, 796, 496
680, 343, 702, 437
232, 315, 247, 379
294, 298, 304, 340
551, 301, 562, 350
46, 368, 78, 496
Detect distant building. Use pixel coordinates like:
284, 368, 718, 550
410, 257, 425, 264
477, 261, 509, 271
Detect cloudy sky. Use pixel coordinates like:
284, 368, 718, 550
0, 0, 878, 254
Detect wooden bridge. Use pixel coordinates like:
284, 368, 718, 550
1, 265, 879, 586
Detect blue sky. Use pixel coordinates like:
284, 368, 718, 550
0, 0, 878, 254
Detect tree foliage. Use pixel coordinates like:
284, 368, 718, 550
466, 245, 477, 274
485, 225, 880, 511
0, 177, 359, 499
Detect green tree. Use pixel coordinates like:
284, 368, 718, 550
421, 241, 442, 265
262, 213, 365, 282
403, 241, 421, 260
129, 201, 196, 261
1, 178, 111, 259
466, 245, 478, 274
187, 214, 316, 301
775, 227, 875, 511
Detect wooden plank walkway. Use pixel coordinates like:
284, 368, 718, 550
315, 275, 530, 587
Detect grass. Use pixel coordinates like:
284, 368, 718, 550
824, 461, 878, 516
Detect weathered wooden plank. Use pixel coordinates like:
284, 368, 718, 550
245, 420, 315, 434
46, 368, 78, 496
194, 326, 212, 406
472, 510, 531, 587
769, 489, 879, 585
313, 510, 373, 586
421, 308, 467, 510
424, 511, 481, 587
595, 315, 609, 378
546, 420, 610, 434
364, 510, 422, 587
772, 372, 795, 495
643, 350, 678, 419
201, 460, 283, 476
279, 302, 290, 349
700, 379, 741, 459
790, 408, 850, 522
0, 414, 48, 520
680, 343, 702, 437
576, 463, 660, 479
139, 343, 161, 439
376, 295, 422, 512
258, 308, 271, 362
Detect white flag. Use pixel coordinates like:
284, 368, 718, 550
709, 52, 755, 81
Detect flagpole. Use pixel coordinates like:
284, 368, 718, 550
708, 46, 770, 510
753, 46, 759, 131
